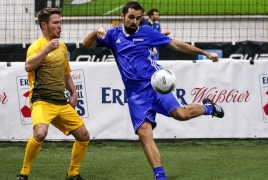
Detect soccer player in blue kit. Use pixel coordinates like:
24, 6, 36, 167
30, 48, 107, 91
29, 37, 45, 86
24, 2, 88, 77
148, 8, 170, 60
83, 1, 224, 179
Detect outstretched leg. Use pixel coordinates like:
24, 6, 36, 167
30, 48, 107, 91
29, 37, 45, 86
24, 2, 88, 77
170, 103, 205, 120
137, 121, 166, 180
170, 98, 224, 120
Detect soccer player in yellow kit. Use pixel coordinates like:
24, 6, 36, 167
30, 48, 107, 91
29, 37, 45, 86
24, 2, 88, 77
17, 8, 89, 180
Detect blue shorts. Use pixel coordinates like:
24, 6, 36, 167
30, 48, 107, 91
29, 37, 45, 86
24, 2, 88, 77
127, 86, 186, 133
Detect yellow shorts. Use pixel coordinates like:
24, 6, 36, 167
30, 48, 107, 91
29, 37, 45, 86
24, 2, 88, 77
31, 101, 84, 135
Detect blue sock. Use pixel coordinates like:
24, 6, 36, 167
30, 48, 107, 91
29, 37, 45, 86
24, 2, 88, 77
153, 167, 166, 180
203, 104, 215, 115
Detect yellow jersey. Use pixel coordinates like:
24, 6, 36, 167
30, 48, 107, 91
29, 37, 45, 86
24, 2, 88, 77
26, 36, 71, 105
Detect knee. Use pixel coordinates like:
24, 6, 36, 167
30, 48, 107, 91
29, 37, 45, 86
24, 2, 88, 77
33, 131, 47, 142
73, 127, 90, 142
84, 131, 90, 141
170, 108, 191, 121
138, 129, 149, 139
78, 131, 90, 142
137, 123, 153, 143
33, 124, 48, 142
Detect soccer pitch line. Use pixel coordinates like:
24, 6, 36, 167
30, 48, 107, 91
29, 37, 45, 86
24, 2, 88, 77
103, 5, 124, 15
103, 0, 137, 15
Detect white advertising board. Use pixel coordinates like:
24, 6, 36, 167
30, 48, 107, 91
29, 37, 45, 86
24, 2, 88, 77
0, 60, 268, 140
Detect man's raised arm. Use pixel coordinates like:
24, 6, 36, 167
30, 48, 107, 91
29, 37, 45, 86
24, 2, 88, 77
83, 27, 107, 47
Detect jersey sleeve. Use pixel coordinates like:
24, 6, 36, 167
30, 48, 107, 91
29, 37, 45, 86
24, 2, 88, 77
144, 26, 172, 47
63, 43, 71, 75
26, 41, 40, 61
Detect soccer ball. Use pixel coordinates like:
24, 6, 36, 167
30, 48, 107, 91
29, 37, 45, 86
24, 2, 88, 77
151, 69, 177, 94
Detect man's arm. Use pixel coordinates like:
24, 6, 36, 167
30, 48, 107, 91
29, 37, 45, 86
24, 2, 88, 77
25, 39, 60, 72
65, 74, 78, 108
83, 27, 107, 48
25, 49, 49, 72
167, 39, 219, 62
162, 30, 170, 36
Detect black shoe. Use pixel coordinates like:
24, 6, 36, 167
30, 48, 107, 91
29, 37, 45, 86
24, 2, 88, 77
65, 174, 85, 180
17, 174, 28, 180
202, 98, 224, 118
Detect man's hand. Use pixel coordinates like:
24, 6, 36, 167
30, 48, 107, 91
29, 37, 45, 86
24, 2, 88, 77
163, 30, 171, 36
45, 39, 60, 53
97, 27, 107, 40
206, 52, 219, 62
69, 93, 78, 108
153, 47, 158, 56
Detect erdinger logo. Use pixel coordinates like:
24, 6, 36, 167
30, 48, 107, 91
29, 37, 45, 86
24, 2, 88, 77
16, 76, 31, 125
101, 87, 251, 106
259, 74, 268, 123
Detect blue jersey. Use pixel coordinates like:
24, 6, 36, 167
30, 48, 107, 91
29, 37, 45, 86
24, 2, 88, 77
152, 21, 161, 32
151, 21, 161, 60
96, 25, 172, 97
139, 19, 152, 26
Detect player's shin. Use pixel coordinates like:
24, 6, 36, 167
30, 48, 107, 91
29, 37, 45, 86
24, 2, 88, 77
67, 140, 89, 176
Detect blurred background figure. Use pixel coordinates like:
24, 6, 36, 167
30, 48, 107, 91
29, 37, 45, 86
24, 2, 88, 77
148, 8, 170, 60
139, 8, 157, 58
139, 8, 152, 26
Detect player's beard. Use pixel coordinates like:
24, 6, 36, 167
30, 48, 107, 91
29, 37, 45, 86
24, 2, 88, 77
124, 24, 137, 34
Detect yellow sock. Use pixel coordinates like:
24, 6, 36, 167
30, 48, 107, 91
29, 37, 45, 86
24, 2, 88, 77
68, 140, 89, 177
20, 136, 43, 175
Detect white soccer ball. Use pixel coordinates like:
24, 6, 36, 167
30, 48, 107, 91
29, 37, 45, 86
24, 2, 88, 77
151, 69, 177, 94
